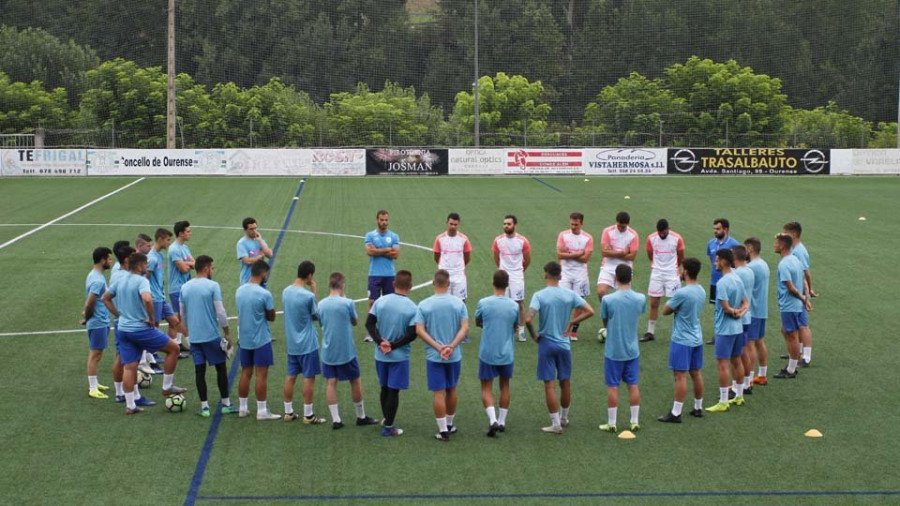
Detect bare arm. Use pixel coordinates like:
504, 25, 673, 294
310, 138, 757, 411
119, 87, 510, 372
662, 302, 675, 316
448, 319, 470, 349
101, 291, 119, 318
433, 252, 441, 265
141, 292, 155, 326
463, 251, 470, 266
265, 308, 276, 322
492, 250, 500, 268
567, 303, 595, 333
416, 322, 444, 353
174, 259, 193, 274
83, 293, 98, 322
524, 308, 539, 342
523, 250, 531, 270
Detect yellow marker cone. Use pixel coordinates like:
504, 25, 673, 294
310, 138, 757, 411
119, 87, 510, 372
624, 195, 631, 199
584, 178, 590, 182
859, 217, 866, 221
618, 430, 636, 440
804, 429, 823, 438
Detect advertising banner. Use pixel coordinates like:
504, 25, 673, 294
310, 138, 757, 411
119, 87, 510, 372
366, 149, 449, 176
851, 149, 900, 175
504, 149, 584, 175
87, 149, 227, 175
1, 149, 86, 176
226, 149, 364, 176
448, 149, 506, 175
666, 148, 830, 175
583, 148, 666, 175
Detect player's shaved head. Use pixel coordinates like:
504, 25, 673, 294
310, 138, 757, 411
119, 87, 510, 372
251, 259, 270, 278
433, 269, 450, 287
744, 237, 762, 255
492, 269, 510, 290
543, 262, 562, 280
615, 264, 633, 284
683, 257, 701, 280
329, 271, 346, 290
155, 228, 173, 240
732, 245, 748, 262
716, 249, 735, 268
395, 270, 413, 290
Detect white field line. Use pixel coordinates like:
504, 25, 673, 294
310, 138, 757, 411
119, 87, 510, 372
0, 178, 146, 251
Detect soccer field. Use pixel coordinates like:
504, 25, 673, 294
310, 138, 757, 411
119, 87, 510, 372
1, 175, 898, 505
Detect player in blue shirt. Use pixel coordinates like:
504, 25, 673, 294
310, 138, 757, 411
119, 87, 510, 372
658, 258, 706, 423
102, 253, 187, 415
148, 228, 187, 354
281, 261, 327, 425
743, 238, 771, 386
109, 243, 135, 402
416, 269, 470, 441
235, 260, 280, 420
318, 271, 377, 429
169, 220, 195, 352
237, 217, 273, 286
706, 218, 740, 322
732, 245, 757, 395
366, 270, 418, 437
475, 270, 520, 437
525, 262, 594, 435
81, 247, 113, 400
784, 221, 814, 367
706, 249, 750, 413
774, 234, 811, 379
180, 255, 238, 417
364, 210, 401, 342
598, 265, 646, 433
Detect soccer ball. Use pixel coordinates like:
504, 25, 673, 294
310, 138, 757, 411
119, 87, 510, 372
165, 394, 186, 413
137, 370, 153, 389
597, 328, 607, 343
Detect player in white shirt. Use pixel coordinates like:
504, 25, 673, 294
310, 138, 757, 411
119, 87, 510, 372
492, 215, 532, 342
597, 212, 639, 340
556, 212, 594, 341
433, 213, 473, 301
642, 219, 684, 342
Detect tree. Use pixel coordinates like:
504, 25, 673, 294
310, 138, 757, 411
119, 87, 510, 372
323, 81, 445, 146
868, 122, 898, 149
0, 71, 73, 134
786, 102, 872, 148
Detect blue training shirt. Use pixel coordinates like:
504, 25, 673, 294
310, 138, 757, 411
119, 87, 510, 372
600, 289, 646, 361
528, 286, 587, 349
318, 295, 359, 365
235, 282, 274, 350
666, 284, 706, 347
236, 237, 263, 286
109, 272, 152, 333
147, 248, 167, 302
180, 277, 223, 343
85, 269, 110, 330
370, 293, 418, 363
282, 285, 320, 356
777, 255, 805, 313
167, 241, 193, 295
715, 272, 745, 336
415, 293, 468, 363
475, 295, 519, 366
707, 236, 740, 285
365, 229, 400, 277
747, 258, 770, 319
734, 266, 755, 325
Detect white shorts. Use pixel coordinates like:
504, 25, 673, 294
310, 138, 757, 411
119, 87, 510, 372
450, 278, 468, 300
560, 275, 590, 297
648, 270, 681, 298
505, 277, 525, 302
596, 267, 617, 288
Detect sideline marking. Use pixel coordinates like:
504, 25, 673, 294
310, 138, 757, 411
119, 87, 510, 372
0, 178, 145, 251
531, 176, 562, 193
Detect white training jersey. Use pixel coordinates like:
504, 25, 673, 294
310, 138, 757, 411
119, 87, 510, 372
556, 230, 594, 279
434, 232, 472, 280
492, 233, 531, 279
600, 225, 639, 270
646, 231, 684, 273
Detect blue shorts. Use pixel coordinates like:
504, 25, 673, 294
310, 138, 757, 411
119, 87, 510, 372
191, 340, 227, 366
323, 358, 361, 381
376, 360, 410, 390
669, 342, 703, 372
781, 311, 808, 333
287, 350, 322, 378
605, 357, 639, 386
119, 328, 171, 365
715, 333, 745, 360
536, 338, 572, 382
747, 317, 766, 340
87, 327, 109, 351
168, 292, 181, 314
239, 342, 274, 368
478, 360, 514, 381
426, 360, 461, 391
368, 276, 395, 301
153, 300, 176, 322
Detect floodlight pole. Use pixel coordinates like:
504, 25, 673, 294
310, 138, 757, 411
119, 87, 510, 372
166, 0, 176, 149
473, 0, 480, 148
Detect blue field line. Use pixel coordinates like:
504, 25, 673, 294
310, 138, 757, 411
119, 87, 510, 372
184, 179, 307, 506
196, 490, 900, 502
531, 176, 562, 192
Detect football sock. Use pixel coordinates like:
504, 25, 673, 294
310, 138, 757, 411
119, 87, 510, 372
758, 366, 768, 377
694, 398, 703, 410
447, 413, 456, 427
787, 359, 798, 374
257, 401, 267, 414
498, 408, 509, 426
162, 374, 174, 391
221, 397, 232, 407
175, 332, 183, 346
719, 387, 729, 404
88, 376, 98, 391
304, 403, 314, 417
734, 383, 744, 397
436, 417, 448, 433
630, 405, 640, 424
201, 401, 209, 410
802, 346, 812, 362
672, 401, 683, 417
607, 407, 617, 426
134, 385, 141, 400
744, 375, 753, 389
239, 397, 248, 412
329, 404, 341, 423
114, 382, 124, 396
486, 406, 497, 425
561, 406, 570, 420
354, 401, 365, 419
284, 401, 293, 414
731, 380, 739, 393
125, 391, 136, 410
550, 411, 561, 428
647, 320, 656, 334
